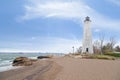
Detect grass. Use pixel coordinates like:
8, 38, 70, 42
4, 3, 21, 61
104, 52, 120, 58
94, 55, 115, 60
82, 54, 116, 60
66, 53, 117, 60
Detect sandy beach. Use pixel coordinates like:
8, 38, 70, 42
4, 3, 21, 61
0, 57, 120, 80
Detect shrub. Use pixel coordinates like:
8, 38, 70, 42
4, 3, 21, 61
104, 53, 120, 58
95, 55, 115, 60
82, 54, 115, 60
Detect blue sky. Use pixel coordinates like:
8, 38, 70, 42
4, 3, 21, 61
0, 0, 120, 53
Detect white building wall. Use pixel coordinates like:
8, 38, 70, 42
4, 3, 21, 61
82, 17, 93, 54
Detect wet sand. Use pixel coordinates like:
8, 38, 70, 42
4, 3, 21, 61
0, 57, 120, 80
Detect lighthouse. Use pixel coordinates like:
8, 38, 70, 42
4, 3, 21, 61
82, 16, 93, 54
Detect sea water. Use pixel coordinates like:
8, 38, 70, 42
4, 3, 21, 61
0, 53, 63, 72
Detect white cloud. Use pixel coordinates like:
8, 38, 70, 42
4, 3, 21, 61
107, 0, 120, 6
0, 37, 81, 53
21, 1, 90, 20
30, 37, 81, 53
20, 0, 120, 30
94, 29, 100, 33
31, 37, 36, 40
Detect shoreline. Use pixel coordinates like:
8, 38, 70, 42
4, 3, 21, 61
0, 65, 22, 72
0, 57, 120, 80
0, 53, 63, 73
0, 59, 62, 80
0, 56, 37, 72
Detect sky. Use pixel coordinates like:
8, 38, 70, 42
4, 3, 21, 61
0, 0, 120, 53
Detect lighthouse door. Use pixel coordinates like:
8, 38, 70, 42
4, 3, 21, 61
86, 48, 89, 52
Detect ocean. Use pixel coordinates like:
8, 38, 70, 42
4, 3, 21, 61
0, 53, 63, 72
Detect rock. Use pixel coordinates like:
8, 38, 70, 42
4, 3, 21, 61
12, 57, 37, 66
37, 55, 53, 59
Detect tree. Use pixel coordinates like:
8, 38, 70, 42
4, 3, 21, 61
93, 40, 101, 54
102, 43, 111, 53
76, 46, 82, 54
102, 36, 117, 53
109, 36, 116, 52
99, 33, 105, 54
115, 45, 120, 52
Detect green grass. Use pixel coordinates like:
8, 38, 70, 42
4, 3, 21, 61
82, 54, 116, 60
104, 52, 120, 58
95, 55, 115, 60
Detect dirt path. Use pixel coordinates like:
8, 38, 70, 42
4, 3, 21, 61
53, 57, 120, 80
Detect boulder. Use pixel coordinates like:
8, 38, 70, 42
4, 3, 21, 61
12, 57, 37, 66
37, 55, 53, 59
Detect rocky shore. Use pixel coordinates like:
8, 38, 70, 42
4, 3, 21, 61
0, 59, 61, 80
12, 55, 53, 66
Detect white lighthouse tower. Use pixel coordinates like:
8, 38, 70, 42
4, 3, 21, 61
82, 16, 93, 54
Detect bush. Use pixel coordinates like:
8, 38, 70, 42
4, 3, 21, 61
95, 55, 115, 60
104, 53, 120, 58
82, 54, 115, 60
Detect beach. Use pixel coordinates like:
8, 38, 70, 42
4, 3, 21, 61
0, 57, 120, 80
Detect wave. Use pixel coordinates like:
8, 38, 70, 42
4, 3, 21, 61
28, 56, 37, 59
0, 65, 21, 72
0, 60, 12, 67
